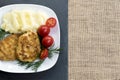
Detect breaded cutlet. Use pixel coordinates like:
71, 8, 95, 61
0, 34, 19, 60
16, 31, 41, 62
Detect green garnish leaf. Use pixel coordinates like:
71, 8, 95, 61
48, 48, 62, 58
31, 60, 44, 72
17, 60, 44, 72
0, 28, 10, 40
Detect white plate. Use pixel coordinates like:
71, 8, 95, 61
0, 4, 60, 73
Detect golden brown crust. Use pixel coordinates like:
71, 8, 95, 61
0, 34, 19, 60
16, 32, 41, 62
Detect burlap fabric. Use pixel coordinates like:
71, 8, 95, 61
69, 0, 120, 80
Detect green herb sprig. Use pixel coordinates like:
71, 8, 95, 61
0, 28, 10, 40
48, 48, 62, 58
17, 60, 44, 72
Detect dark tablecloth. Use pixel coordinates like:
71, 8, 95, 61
0, 0, 68, 80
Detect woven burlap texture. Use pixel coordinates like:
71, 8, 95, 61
69, 0, 120, 80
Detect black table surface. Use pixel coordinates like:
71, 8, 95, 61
0, 0, 68, 80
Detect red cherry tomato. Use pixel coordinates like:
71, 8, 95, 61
40, 49, 48, 60
38, 25, 50, 37
46, 17, 57, 28
42, 35, 54, 48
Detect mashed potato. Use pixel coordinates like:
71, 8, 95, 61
1, 10, 48, 33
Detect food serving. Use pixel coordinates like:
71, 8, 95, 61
1, 10, 48, 33
0, 9, 60, 72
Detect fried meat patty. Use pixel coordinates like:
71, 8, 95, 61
0, 34, 19, 60
16, 32, 41, 62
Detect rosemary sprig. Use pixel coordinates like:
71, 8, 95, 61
31, 60, 44, 72
48, 48, 62, 58
0, 28, 10, 40
17, 60, 44, 72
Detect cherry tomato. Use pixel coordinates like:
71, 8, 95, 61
46, 17, 57, 28
42, 35, 54, 48
38, 25, 50, 37
40, 49, 48, 60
